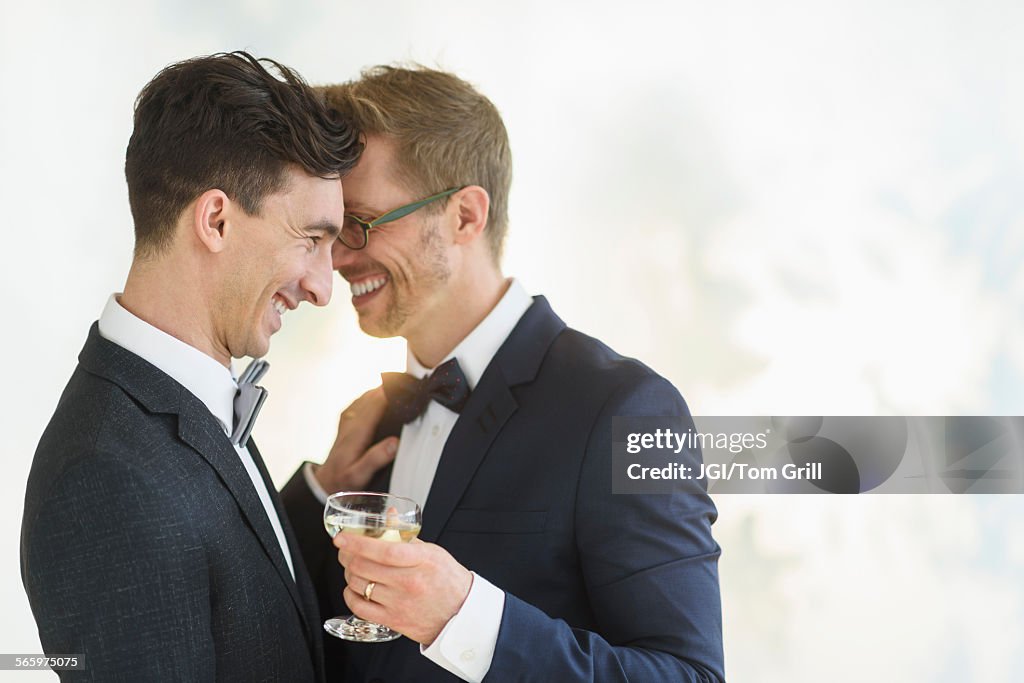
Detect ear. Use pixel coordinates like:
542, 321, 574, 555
450, 186, 490, 246
191, 189, 231, 254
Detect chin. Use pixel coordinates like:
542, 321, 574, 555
243, 336, 272, 360
356, 314, 399, 340
357, 321, 390, 339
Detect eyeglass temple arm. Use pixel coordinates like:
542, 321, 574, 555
370, 187, 463, 227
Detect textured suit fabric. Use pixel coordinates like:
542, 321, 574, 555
282, 296, 725, 683
21, 324, 325, 682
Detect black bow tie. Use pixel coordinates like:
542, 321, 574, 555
231, 359, 269, 447
381, 358, 471, 424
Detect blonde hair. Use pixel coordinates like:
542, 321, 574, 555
321, 65, 512, 262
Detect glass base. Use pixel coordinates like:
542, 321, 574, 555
324, 616, 401, 642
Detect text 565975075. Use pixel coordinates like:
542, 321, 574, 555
1, 654, 85, 670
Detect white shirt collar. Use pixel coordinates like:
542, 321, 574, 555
406, 279, 533, 389
98, 294, 238, 434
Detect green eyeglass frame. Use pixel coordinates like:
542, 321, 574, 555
340, 186, 463, 250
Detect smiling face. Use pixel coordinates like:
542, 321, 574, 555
332, 135, 454, 340
217, 166, 345, 359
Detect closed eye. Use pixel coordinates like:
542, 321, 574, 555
345, 214, 372, 226
304, 233, 329, 252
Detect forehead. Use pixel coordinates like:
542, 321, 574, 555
341, 135, 409, 213
265, 166, 345, 219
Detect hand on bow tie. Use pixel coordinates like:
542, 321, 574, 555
315, 387, 400, 494
381, 358, 471, 424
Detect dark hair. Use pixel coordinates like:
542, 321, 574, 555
125, 51, 362, 258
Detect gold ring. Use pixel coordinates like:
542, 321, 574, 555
363, 581, 376, 602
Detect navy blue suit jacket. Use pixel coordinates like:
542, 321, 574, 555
282, 296, 725, 682
22, 325, 325, 682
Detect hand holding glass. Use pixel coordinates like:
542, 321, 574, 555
322, 491, 422, 642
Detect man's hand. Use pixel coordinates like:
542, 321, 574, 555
314, 387, 398, 494
334, 533, 474, 645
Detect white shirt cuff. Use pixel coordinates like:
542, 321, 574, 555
303, 462, 329, 505
420, 572, 505, 683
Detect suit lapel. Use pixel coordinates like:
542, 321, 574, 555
78, 325, 313, 648
419, 379, 518, 542
248, 440, 324, 670
419, 296, 567, 543
178, 413, 309, 632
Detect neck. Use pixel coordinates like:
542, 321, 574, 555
120, 256, 230, 367
406, 265, 508, 368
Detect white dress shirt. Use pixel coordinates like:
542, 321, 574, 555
305, 278, 533, 682
98, 294, 296, 580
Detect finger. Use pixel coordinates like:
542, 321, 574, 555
337, 387, 388, 437
344, 570, 369, 599
338, 547, 405, 585
333, 409, 374, 448
347, 437, 399, 484
363, 385, 387, 410
343, 586, 392, 624
330, 389, 389, 460
356, 385, 387, 408
342, 586, 370, 619
344, 566, 380, 591
344, 571, 393, 606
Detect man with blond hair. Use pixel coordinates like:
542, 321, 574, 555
283, 66, 725, 682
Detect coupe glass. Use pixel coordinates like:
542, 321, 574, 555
322, 491, 422, 642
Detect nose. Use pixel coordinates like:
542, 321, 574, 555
303, 244, 334, 307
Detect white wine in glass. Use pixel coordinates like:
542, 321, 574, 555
322, 491, 421, 642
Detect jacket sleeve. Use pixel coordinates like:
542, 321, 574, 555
485, 374, 726, 683
21, 456, 215, 682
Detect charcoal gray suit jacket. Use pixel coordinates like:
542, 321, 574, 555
21, 324, 325, 682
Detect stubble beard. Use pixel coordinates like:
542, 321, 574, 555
371, 218, 451, 339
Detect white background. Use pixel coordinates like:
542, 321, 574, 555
2, 1, 1022, 680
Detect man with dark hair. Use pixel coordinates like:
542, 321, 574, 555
21, 52, 366, 682
282, 66, 726, 682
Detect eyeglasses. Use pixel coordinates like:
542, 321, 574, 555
340, 186, 462, 250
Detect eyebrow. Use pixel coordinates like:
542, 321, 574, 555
343, 204, 382, 216
303, 219, 341, 238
